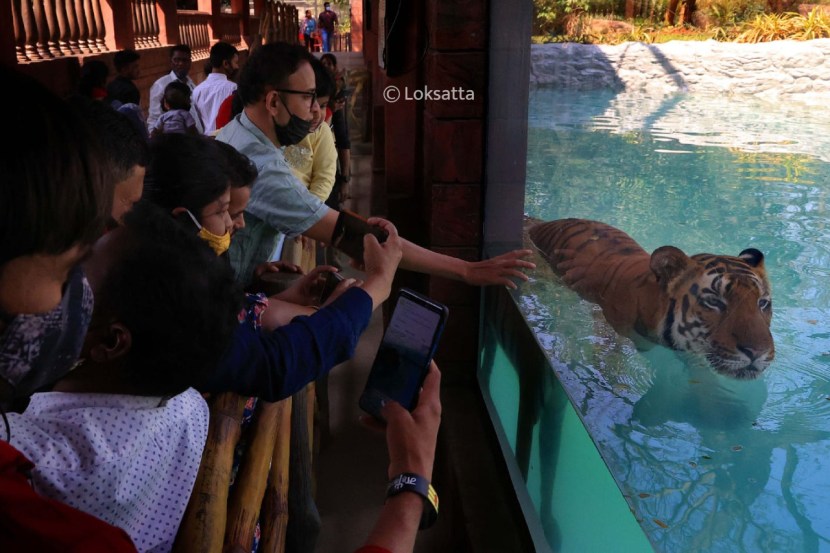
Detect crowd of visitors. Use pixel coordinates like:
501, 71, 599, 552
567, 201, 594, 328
1, 39, 534, 553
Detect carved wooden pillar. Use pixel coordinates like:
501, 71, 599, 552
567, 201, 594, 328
91, 0, 106, 49
131, 0, 143, 47
31, 0, 53, 58
74, 0, 89, 51
82, 0, 100, 51
150, 0, 160, 45
155, 0, 180, 47
63, 0, 80, 52
10, 0, 30, 61
20, 0, 43, 59
42, 0, 63, 56
53, 0, 71, 53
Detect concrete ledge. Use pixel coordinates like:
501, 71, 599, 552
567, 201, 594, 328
531, 39, 830, 103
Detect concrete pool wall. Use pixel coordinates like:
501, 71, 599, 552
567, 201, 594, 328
530, 38, 830, 103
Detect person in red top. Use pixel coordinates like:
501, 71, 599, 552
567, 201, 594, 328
214, 90, 240, 131
0, 442, 136, 553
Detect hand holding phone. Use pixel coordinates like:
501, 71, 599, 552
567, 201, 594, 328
331, 210, 389, 266
381, 361, 441, 480
359, 289, 449, 422
318, 270, 346, 304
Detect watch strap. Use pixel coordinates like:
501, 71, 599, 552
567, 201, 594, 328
386, 472, 439, 530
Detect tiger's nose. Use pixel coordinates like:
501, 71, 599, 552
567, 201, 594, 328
738, 346, 759, 362
738, 345, 769, 362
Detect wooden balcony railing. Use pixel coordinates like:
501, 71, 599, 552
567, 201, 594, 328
7, 0, 300, 65
217, 13, 241, 45
11, 0, 108, 62
260, 1, 297, 44
176, 10, 211, 59
331, 31, 351, 52
131, 0, 161, 48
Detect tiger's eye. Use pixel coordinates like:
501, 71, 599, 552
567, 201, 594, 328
701, 297, 726, 311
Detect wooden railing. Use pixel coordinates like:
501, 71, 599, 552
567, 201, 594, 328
177, 10, 212, 59
132, 0, 161, 48
217, 13, 242, 45
259, 1, 298, 44
11, 0, 108, 62
332, 31, 351, 52
7, 0, 301, 65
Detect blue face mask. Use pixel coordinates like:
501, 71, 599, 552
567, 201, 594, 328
0, 265, 93, 400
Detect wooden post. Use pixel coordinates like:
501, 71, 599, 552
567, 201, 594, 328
258, 398, 293, 553
173, 393, 248, 553
1, 0, 20, 65
284, 385, 321, 550
155, 0, 180, 46
224, 400, 285, 552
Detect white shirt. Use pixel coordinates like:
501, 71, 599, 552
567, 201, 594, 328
192, 73, 237, 135
147, 71, 202, 133
9, 388, 209, 553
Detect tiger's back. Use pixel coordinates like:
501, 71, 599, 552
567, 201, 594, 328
528, 218, 654, 307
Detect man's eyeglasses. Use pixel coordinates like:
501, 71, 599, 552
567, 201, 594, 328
276, 89, 318, 109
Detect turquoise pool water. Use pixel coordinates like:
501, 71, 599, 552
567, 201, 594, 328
496, 87, 830, 552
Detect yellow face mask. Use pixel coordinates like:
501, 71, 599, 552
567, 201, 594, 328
184, 209, 231, 256
198, 226, 231, 256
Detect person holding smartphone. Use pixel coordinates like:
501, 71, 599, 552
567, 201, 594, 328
217, 42, 535, 290
354, 362, 442, 553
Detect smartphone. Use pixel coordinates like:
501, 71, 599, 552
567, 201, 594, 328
330, 210, 389, 265
318, 271, 345, 304
359, 288, 449, 421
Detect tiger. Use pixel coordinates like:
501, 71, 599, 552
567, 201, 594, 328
528, 218, 774, 379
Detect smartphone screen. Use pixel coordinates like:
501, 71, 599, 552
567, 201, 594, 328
359, 289, 448, 421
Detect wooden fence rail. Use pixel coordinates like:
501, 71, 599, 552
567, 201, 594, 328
11, 0, 108, 62
132, 0, 160, 48
176, 10, 211, 59
7, 0, 297, 64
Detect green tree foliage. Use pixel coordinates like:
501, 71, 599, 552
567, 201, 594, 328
533, 0, 830, 41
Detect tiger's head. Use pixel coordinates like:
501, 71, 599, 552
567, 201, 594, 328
650, 246, 774, 380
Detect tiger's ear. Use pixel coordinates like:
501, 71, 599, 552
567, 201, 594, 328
739, 248, 764, 268
650, 246, 691, 286
739, 248, 767, 280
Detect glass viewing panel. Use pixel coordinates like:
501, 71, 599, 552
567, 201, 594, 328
483, 87, 830, 552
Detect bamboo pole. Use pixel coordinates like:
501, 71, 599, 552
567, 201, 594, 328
224, 399, 285, 552
258, 397, 292, 553
174, 393, 248, 553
